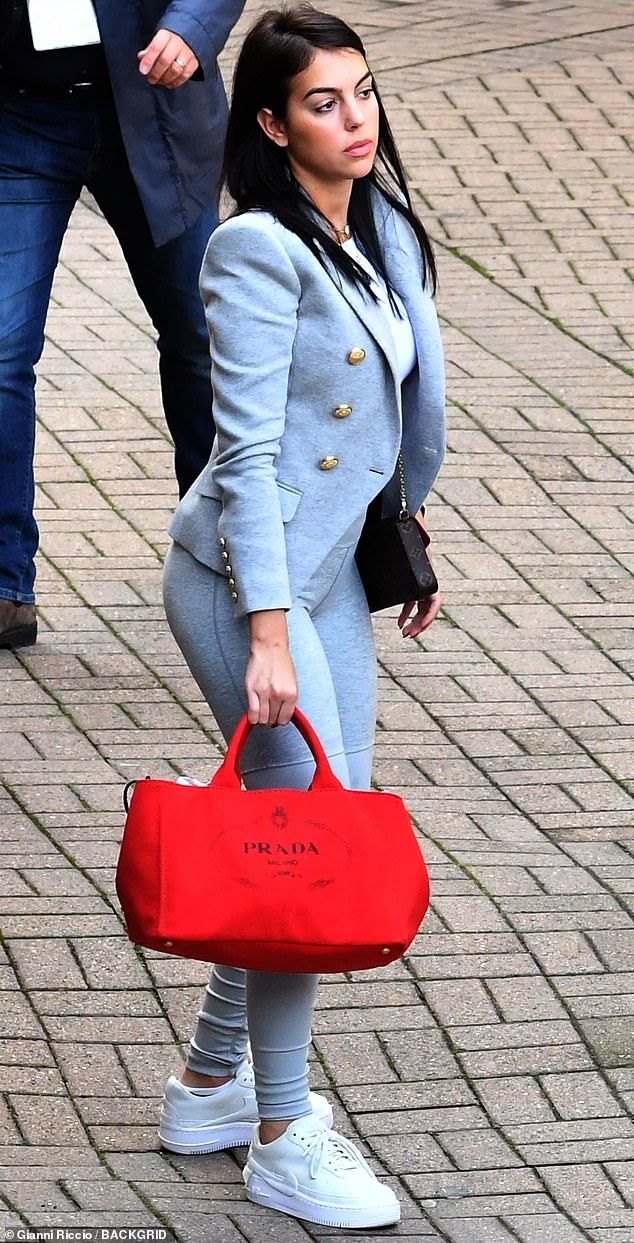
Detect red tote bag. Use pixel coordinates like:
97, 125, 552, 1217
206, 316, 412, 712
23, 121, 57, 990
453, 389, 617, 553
116, 709, 430, 973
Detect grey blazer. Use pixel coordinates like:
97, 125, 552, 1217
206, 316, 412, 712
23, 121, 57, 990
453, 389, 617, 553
168, 192, 446, 616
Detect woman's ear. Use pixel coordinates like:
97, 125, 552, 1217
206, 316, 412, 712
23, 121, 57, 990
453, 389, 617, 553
257, 108, 289, 148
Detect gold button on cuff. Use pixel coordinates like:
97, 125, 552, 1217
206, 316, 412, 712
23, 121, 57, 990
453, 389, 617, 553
221, 549, 229, 561
224, 563, 232, 575
219, 537, 227, 547
231, 590, 239, 602
347, 347, 366, 365
228, 577, 236, 588
333, 404, 352, 419
319, 456, 339, 471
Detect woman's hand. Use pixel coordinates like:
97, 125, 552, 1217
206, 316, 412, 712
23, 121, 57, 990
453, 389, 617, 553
398, 592, 441, 639
246, 610, 298, 726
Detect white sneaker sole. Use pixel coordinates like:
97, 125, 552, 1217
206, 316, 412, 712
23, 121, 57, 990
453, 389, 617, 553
159, 1120, 256, 1154
244, 1170, 400, 1228
159, 1099, 334, 1156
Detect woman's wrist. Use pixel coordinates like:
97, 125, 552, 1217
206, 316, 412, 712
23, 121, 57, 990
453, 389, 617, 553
248, 609, 289, 650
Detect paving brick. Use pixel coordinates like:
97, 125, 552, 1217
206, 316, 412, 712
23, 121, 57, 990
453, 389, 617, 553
458, 1043, 594, 1078
442, 1222, 523, 1243
575, 1018, 634, 1067
523, 933, 606, 975
438, 1128, 524, 1170
485, 977, 568, 1022
538, 1163, 634, 1227
476, 1077, 556, 1126
541, 1071, 625, 1119
9, 940, 87, 990
424, 979, 500, 1026
338, 1079, 477, 1114
502, 1216, 593, 1242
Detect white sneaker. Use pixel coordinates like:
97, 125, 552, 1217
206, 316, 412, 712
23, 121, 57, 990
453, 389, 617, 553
243, 1115, 400, 1228
159, 1061, 333, 1154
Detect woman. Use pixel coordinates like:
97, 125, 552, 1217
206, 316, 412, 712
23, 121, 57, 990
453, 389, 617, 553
160, 4, 445, 1229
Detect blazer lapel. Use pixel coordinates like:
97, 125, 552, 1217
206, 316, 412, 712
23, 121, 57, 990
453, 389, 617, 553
321, 250, 402, 389
320, 198, 430, 396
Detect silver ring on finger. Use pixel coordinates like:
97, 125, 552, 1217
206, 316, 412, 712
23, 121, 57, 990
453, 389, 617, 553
173, 56, 187, 68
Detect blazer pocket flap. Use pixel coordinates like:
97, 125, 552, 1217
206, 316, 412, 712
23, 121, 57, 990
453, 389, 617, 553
194, 468, 222, 500
276, 481, 303, 522
193, 476, 302, 521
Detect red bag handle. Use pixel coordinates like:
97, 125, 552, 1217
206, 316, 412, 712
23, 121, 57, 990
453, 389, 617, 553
211, 707, 345, 792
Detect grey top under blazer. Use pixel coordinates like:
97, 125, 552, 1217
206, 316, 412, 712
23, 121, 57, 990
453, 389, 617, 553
169, 191, 446, 617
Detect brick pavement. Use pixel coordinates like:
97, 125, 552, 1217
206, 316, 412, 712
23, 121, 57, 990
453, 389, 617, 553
1, 2, 633, 1239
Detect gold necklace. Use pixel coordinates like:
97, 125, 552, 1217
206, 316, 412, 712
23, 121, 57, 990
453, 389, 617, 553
327, 220, 351, 245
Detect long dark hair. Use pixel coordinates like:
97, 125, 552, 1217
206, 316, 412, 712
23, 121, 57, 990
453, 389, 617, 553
222, 4, 437, 298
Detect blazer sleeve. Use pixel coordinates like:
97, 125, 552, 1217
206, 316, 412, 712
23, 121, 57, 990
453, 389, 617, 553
200, 216, 301, 616
159, 0, 246, 76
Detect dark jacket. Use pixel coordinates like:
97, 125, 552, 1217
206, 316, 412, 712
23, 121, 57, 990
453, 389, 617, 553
0, 0, 20, 47
0, 0, 246, 245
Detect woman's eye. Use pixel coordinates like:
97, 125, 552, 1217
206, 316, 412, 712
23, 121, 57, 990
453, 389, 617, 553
358, 87, 374, 100
315, 99, 336, 114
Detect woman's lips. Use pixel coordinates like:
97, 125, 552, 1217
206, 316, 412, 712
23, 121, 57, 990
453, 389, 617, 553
344, 139, 373, 157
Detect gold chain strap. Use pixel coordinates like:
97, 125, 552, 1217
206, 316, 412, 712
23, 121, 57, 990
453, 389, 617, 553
397, 451, 410, 520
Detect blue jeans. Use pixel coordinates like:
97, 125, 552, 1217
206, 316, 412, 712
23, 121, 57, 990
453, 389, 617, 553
0, 85, 217, 604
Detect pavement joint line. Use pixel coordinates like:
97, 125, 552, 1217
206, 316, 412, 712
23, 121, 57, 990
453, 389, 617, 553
69, 782, 101, 813
373, 22, 634, 74
56, 1180, 84, 1211
59, 230, 160, 347
401, 816, 634, 1116
36, 546, 225, 772
444, 393, 634, 701
1, 774, 186, 1076
446, 375, 634, 561
399, 963, 598, 1239
66, 940, 92, 991
122, 1183, 179, 1238
37, 415, 167, 561
10, 619, 140, 780
451, 628, 634, 819
373, 653, 633, 1086
0, 933, 116, 1176
596, 1162, 632, 1209
498, 1221, 525, 1243
2, 777, 122, 923
433, 241, 634, 381
113, 1044, 146, 1096
304, 1033, 459, 1241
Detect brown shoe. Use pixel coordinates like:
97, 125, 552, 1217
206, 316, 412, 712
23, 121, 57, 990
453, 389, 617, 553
0, 599, 37, 648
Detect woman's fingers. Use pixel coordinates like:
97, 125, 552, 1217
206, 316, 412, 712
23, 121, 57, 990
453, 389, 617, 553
276, 698, 296, 727
248, 690, 297, 727
245, 653, 298, 727
400, 592, 441, 638
246, 683, 265, 725
397, 601, 415, 630
267, 680, 298, 726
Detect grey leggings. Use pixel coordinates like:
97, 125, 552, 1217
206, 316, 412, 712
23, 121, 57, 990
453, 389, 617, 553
162, 528, 376, 1120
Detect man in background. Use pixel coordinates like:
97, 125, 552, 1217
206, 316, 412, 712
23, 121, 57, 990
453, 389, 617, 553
0, 0, 245, 647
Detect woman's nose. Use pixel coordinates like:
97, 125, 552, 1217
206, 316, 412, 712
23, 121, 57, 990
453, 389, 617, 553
344, 99, 364, 128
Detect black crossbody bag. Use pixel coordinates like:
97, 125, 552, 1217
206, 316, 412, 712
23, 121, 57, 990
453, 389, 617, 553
355, 452, 438, 612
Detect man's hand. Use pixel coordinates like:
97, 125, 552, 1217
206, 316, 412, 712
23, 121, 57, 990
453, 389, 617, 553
138, 30, 199, 88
